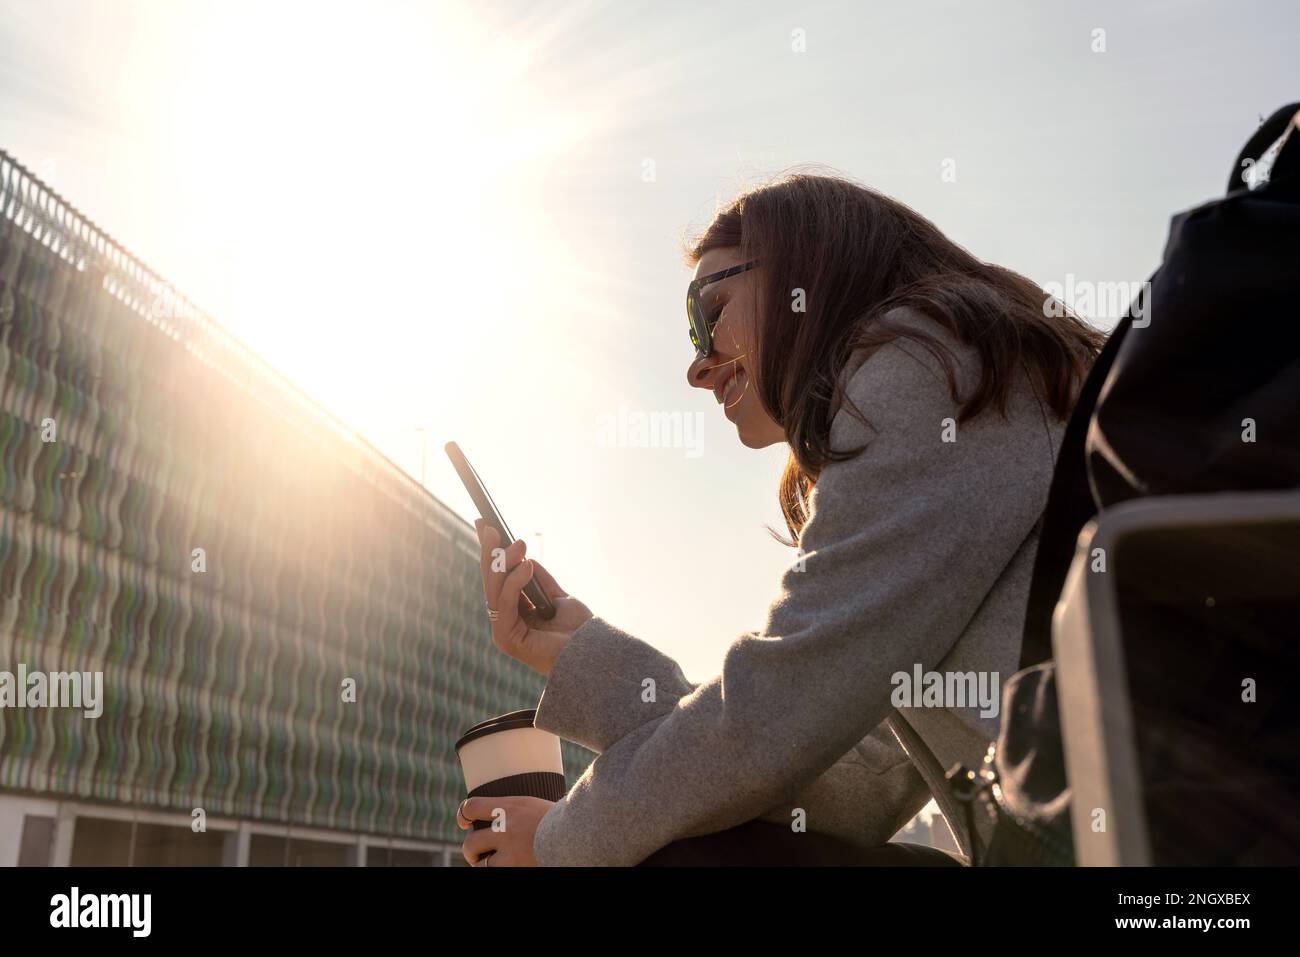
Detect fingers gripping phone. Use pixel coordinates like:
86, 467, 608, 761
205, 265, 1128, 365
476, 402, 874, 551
444, 442, 557, 620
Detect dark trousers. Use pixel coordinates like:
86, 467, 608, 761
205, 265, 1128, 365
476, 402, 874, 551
637, 820, 965, 866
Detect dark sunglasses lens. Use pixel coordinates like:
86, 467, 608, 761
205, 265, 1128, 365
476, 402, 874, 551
688, 292, 709, 354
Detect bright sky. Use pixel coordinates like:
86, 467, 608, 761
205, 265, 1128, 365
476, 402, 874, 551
2, 0, 1296, 681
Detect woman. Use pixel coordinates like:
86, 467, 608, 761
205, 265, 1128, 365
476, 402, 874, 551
457, 172, 1102, 866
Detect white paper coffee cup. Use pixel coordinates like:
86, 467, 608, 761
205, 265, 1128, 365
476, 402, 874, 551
455, 709, 566, 830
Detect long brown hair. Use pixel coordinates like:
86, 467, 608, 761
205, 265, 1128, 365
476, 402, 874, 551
685, 170, 1104, 543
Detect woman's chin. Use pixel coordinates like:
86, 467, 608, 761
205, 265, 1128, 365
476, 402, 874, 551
726, 397, 784, 449
734, 417, 779, 449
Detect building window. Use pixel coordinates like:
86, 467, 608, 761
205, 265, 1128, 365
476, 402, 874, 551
67, 816, 229, 866
249, 834, 352, 866
367, 846, 439, 866
18, 815, 56, 867
69, 817, 134, 866
131, 822, 226, 866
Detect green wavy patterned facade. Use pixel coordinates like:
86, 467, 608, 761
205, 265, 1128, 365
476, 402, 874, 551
0, 152, 589, 843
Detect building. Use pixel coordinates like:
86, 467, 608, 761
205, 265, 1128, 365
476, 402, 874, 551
0, 151, 591, 866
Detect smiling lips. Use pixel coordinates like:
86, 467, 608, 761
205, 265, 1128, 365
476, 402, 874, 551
714, 364, 747, 409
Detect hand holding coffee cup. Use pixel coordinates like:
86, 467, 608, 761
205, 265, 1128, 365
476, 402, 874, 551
457, 795, 554, 866
455, 709, 566, 866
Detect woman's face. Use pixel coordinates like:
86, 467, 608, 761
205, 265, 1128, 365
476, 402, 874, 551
685, 248, 786, 449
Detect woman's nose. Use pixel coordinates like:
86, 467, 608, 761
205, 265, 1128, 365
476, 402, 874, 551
686, 351, 714, 389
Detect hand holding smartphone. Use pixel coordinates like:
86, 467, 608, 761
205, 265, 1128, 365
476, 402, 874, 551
445, 442, 557, 620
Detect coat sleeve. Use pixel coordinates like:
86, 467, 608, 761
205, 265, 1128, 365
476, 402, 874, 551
536, 621, 935, 850
533, 333, 1056, 866
535, 616, 698, 754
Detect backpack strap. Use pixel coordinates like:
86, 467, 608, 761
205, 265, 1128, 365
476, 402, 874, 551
1017, 295, 1138, 670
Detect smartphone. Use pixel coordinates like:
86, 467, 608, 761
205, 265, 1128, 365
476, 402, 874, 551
444, 441, 557, 620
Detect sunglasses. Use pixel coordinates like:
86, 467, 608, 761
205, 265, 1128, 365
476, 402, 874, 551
687, 260, 759, 357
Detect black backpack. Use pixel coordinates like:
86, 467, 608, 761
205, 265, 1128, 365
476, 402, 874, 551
950, 102, 1300, 866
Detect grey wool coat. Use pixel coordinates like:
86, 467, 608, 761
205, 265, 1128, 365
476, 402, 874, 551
531, 308, 1067, 866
